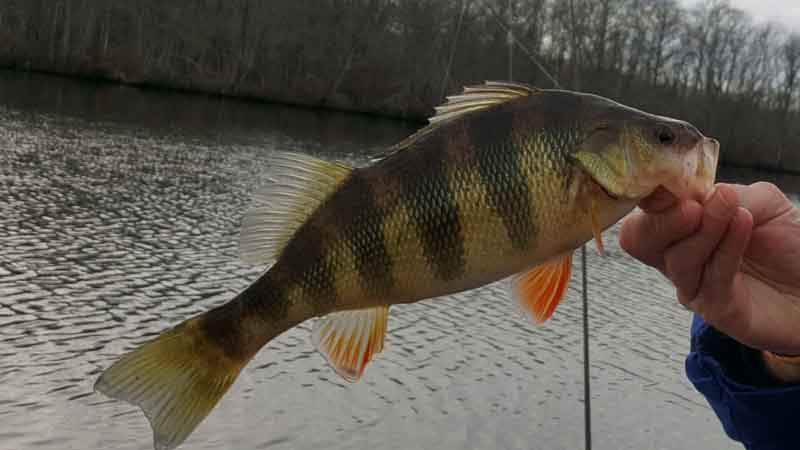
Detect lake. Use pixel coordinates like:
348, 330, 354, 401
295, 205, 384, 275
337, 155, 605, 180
3, 70, 789, 450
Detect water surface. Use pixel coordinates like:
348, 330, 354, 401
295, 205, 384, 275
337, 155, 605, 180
2, 71, 777, 450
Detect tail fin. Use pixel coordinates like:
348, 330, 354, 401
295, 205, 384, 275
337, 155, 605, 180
94, 310, 256, 450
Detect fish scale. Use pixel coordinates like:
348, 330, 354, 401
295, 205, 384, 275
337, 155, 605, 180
475, 140, 538, 251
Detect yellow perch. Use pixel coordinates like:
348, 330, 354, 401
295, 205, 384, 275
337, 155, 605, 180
94, 82, 719, 450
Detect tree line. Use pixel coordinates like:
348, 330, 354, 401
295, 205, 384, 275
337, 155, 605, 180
0, 0, 797, 171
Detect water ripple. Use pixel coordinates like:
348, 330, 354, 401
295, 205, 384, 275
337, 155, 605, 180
0, 74, 756, 450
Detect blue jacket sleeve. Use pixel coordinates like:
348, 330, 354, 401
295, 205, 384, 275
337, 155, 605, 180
686, 315, 800, 450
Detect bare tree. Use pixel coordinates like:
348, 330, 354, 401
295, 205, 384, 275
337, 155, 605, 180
0, 0, 798, 170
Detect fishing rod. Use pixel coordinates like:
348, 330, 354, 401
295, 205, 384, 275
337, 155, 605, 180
487, 4, 593, 450
440, 4, 592, 448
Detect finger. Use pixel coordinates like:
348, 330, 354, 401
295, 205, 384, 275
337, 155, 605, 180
638, 186, 679, 213
620, 199, 703, 271
663, 185, 740, 307
691, 207, 754, 324
728, 182, 793, 226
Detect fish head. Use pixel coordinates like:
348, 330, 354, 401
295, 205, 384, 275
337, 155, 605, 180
572, 94, 719, 203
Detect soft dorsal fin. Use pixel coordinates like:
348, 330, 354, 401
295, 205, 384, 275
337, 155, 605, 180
239, 152, 353, 266
376, 81, 539, 161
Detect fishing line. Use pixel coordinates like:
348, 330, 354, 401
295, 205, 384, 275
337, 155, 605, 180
581, 245, 592, 450
483, 6, 592, 450
440, 0, 468, 100
482, 3, 562, 89
441, 6, 592, 449
507, 0, 513, 81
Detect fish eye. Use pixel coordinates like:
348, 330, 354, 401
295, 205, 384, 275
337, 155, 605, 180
656, 126, 676, 145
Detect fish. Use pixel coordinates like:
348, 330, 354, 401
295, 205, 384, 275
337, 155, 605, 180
93, 81, 719, 450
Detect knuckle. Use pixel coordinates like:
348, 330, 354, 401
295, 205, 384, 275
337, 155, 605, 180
664, 255, 697, 285
674, 202, 701, 233
705, 189, 737, 222
705, 258, 728, 283
663, 255, 678, 279
752, 181, 785, 201
702, 293, 745, 328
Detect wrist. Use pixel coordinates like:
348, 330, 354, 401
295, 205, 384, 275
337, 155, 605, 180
761, 351, 800, 384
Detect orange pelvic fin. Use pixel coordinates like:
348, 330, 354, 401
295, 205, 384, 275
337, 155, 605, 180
513, 254, 573, 324
311, 305, 389, 382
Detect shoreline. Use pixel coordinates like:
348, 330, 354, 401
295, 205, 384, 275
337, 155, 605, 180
1, 66, 797, 178
0, 66, 429, 124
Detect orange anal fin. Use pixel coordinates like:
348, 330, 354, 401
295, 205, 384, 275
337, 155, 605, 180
513, 254, 573, 324
311, 305, 389, 382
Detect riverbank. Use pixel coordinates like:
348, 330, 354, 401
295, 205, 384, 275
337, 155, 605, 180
0, 69, 418, 151
0, 0, 441, 120
3, 67, 798, 180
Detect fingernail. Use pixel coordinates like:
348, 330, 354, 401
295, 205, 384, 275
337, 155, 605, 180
680, 294, 700, 312
678, 294, 694, 311
731, 207, 754, 238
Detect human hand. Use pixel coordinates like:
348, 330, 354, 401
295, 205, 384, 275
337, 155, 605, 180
620, 182, 800, 382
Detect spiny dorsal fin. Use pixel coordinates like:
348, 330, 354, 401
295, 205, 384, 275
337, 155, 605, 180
239, 152, 353, 266
377, 81, 540, 160
312, 306, 390, 382
431, 81, 540, 124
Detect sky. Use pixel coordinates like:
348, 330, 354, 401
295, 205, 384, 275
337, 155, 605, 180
683, 0, 800, 33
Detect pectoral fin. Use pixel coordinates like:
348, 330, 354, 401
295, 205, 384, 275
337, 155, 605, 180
590, 198, 606, 256
312, 306, 389, 382
513, 254, 573, 324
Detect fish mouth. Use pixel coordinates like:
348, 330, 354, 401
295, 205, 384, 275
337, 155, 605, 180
594, 136, 720, 202
658, 137, 720, 202
577, 136, 719, 204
